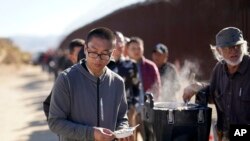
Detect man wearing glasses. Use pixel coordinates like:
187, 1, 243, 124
48, 27, 131, 141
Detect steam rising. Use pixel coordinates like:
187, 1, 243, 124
156, 60, 201, 103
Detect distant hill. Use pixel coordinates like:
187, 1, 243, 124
10, 35, 64, 53
0, 38, 31, 64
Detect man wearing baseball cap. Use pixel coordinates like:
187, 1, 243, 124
183, 27, 250, 141
152, 43, 180, 101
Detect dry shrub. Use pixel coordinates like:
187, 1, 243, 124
0, 38, 31, 65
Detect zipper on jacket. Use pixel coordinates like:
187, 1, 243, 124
97, 78, 100, 127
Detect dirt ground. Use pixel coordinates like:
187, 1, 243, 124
0, 64, 57, 141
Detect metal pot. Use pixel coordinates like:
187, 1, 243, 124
143, 93, 212, 141
153, 102, 199, 110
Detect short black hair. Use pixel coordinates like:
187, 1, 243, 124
86, 27, 116, 49
69, 38, 85, 54
126, 37, 144, 47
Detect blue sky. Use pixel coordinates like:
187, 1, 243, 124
0, 0, 144, 37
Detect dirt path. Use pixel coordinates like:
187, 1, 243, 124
0, 64, 57, 141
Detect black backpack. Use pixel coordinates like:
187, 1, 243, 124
43, 71, 71, 121
43, 91, 52, 120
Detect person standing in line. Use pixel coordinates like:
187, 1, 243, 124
48, 27, 131, 141
127, 37, 161, 100
109, 31, 140, 107
126, 37, 161, 141
109, 31, 140, 141
57, 38, 85, 72
151, 43, 180, 101
183, 27, 250, 141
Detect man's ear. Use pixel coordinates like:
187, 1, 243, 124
84, 46, 87, 55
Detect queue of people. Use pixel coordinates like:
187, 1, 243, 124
36, 38, 85, 80
44, 26, 250, 141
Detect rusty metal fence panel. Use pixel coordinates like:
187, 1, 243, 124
59, 0, 250, 80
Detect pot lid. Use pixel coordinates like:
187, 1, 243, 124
153, 102, 199, 111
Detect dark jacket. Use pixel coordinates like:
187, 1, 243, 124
198, 55, 250, 132
108, 57, 140, 105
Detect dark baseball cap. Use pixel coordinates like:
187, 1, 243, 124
153, 43, 168, 54
216, 27, 245, 47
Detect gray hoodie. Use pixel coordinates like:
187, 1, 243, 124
48, 61, 128, 141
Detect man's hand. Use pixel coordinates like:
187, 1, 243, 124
183, 82, 203, 102
117, 134, 133, 141
93, 127, 115, 141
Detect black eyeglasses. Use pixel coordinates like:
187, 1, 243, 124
87, 51, 111, 61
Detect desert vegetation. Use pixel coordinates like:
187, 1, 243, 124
0, 38, 31, 64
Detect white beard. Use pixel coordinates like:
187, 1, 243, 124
223, 53, 244, 66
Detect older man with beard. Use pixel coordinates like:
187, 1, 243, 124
183, 27, 250, 141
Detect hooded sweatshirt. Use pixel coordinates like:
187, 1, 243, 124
48, 60, 128, 141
